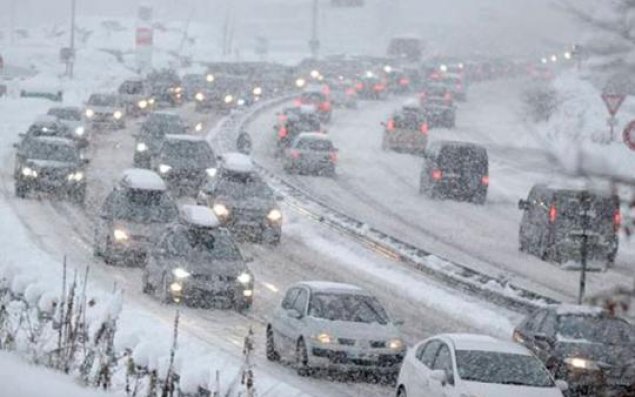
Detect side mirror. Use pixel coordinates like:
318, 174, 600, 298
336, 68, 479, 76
518, 199, 530, 210
82, 158, 91, 165
286, 309, 303, 319
555, 380, 568, 392
429, 369, 448, 386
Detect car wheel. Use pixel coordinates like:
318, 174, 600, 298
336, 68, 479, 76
295, 338, 310, 376
141, 271, 154, 294
472, 189, 487, 205
396, 386, 407, 397
71, 186, 86, 205
15, 180, 28, 198
266, 326, 280, 362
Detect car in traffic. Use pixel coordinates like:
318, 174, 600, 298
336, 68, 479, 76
382, 105, 429, 154
84, 93, 126, 130
13, 136, 88, 203
513, 305, 635, 397
328, 78, 358, 109
283, 133, 338, 177
153, 135, 218, 196
146, 69, 182, 107
117, 78, 153, 116
422, 98, 456, 129
295, 87, 332, 123
182, 73, 210, 101
419, 141, 488, 204
133, 112, 188, 168
197, 153, 282, 245
21, 115, 81, 144
441, 74, 467, 102
142, 204, 254, 310
93, 169, 178, 265
355, 72, 388, 100
194, 74, 249, 113
518, 185, 620, 265
46, 107, 89, 147
275, 106, 322, 152
396, 333, 566, 397
266, 281, 405, 379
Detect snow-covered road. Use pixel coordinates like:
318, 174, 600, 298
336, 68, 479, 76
248, 79, 635, 303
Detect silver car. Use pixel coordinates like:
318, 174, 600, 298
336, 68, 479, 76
142, 205, 254, 310
283, 133, 338, 177
266, 281, 405, 378
84, 93, 126, 130
93, 169, 178, 265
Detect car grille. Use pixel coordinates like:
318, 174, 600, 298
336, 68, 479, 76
192, 274, 235, 283
93, 112, 113, 122
233, 208, 266, 221
338, 338, 355, 346
38, 168, 69, 182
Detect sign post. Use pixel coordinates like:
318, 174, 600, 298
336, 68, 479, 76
135, 5, 153, 73
602, 93, 626, 142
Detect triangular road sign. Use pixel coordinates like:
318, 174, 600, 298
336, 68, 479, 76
602, 93, 626, 116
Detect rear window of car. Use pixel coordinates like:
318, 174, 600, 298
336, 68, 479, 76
297, 138, 333, 151
555, 192, 618, 229
438, 146, 487, 173
394, 112, 425, 129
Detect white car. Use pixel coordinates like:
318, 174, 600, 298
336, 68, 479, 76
396, 333, 567, 397
266, 281, 405, 378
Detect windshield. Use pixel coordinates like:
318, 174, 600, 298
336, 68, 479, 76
110, 190, 178, 223
142, 117, 186, 137
161, 141, 214, 165
24, 142, 79, 163
308, 293, 390, 324
297, 138, 333, 151
558, 315, 635, 344
456, 351, 554, 387
47, 108, 81, 121
215, 178, 274, 200
118, 81, 143, 95
88, 94, 118, 106
186, 229, 242, 261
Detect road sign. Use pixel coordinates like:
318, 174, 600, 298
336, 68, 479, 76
602, 93, 626, 116
136, 27, 153, 47
623, 120, 635, 150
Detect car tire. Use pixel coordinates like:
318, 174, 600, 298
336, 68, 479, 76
141, 271, 154, 294
396, 386, 407, 397
15, 180, 28, 198
266, 326, 280, 362
296, 338, 310, 376
472, 189, 487, 205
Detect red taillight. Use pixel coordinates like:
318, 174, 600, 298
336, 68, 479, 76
290, 149, 301, 159
294, 99, 302, 107
345, 88, 355, 96
444, 92, 453, 103
355, 82, 364, 91
319, 101, 331, 111
549, 205, 557, 223
278, 114, 288, 122
420, 123, 429, 135
614, 210, 622, 232
373, 83, 385, 91
399, 78, 410, 86
481, 175, 489, 185
329, 151, 338, 162
386, 119, 395, 132
431, 169, 443, 181
278, 127, 288, 138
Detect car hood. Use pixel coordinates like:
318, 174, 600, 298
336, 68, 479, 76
218, 196, 275, 212
27, 159, 77, 170
113, 220, 162, 237
164, 257, 248, 278
58, 120, 82, 129
306, 317, 400, 342
556, 341, 635, 367
89, 106, 119, 113
463, 382, 562, 397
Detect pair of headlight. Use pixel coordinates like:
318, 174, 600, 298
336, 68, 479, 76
75, 126, 85, 136
313, 333, 403, 350
67, 171, 84, 182
21, 167, 38, 177
137, 100, 148, 109
113, 111, 123, 120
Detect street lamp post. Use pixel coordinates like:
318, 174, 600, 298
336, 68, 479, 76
68, 0, 76, 78
309, 0, 320, 59
577, 191, 592, 304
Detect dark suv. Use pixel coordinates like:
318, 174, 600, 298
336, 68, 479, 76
133, 112, 187, 168
518, 185, 620, 265
513, 305, 635, 397
419, 141, 488, 204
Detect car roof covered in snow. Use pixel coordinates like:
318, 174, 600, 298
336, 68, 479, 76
551, 304, 606, 317
440, 334, 531, 355
401, 99, 420, 109
179, 205, 220, 228
298, 281, 366, 295
296, 132, 331, 142
28, 136, 77, 147
221, 153, 254, 173
33, 115, 61, 125
164, 134, 206, 142
119, 169, 166, 191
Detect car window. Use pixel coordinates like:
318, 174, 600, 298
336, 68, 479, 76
531, 310, 548, 333
281, 288, 300, 310
419, 340, 442, 368
297, 139, 333, 151
293, 289, 308, 315
540, 312, 557, 336
432, 344, 455, 384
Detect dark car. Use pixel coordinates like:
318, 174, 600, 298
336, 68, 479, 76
117, 78, 153, 116
46, 107, 89, 147
146, 69, 182, 107
182, 73, 210, 101
84, 93, 126, 129
142, 205, 254, 310
518, 185, 620, 265
295, 88, 332, 123
513, 305, 635, 396
355, 72, 388, 100
133, 112, 187, 168
154, 135, 218, 196
381, 105, 429, 154
197, 153, 282, 245
22, 115, 77, 143
194, 74, 249, 113
284, 133, 338, 177
422, 98, 456, 129
275, 106, 322, 152
419, 141, 488, 204
13, 136, 88, 203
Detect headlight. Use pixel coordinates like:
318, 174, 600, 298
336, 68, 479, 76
67, 171, 84, 182
195, 92, 205, 101
172, 267, 191, 279
138, 99, 148, 109
237, 272, 252, 284
206, 74, 215, 83
243, 289, 253, 297
174, 86, 182, 93
148, 98, 155, 105
169, 282, 182, 293
564, 357, 600, 370
158, 164, 172, 174
113, 111, 123, 120
195, 122, 203, 132
85, 108, 94, 118
75, 126, 85, 136
295, 78, 306, 88
224, 95, 234, 104
21, 167, 38, 177
267, 209, 282, 222
314, 332, 333, 344
310, 70, 320, 79
213, 203, 230, 217
136, 142, 148, 152
253, 87, 263, 96
388, 338, 404, 350
206, 167, 217, 177
237, 98, 246, 106
113, 229, 128, 241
